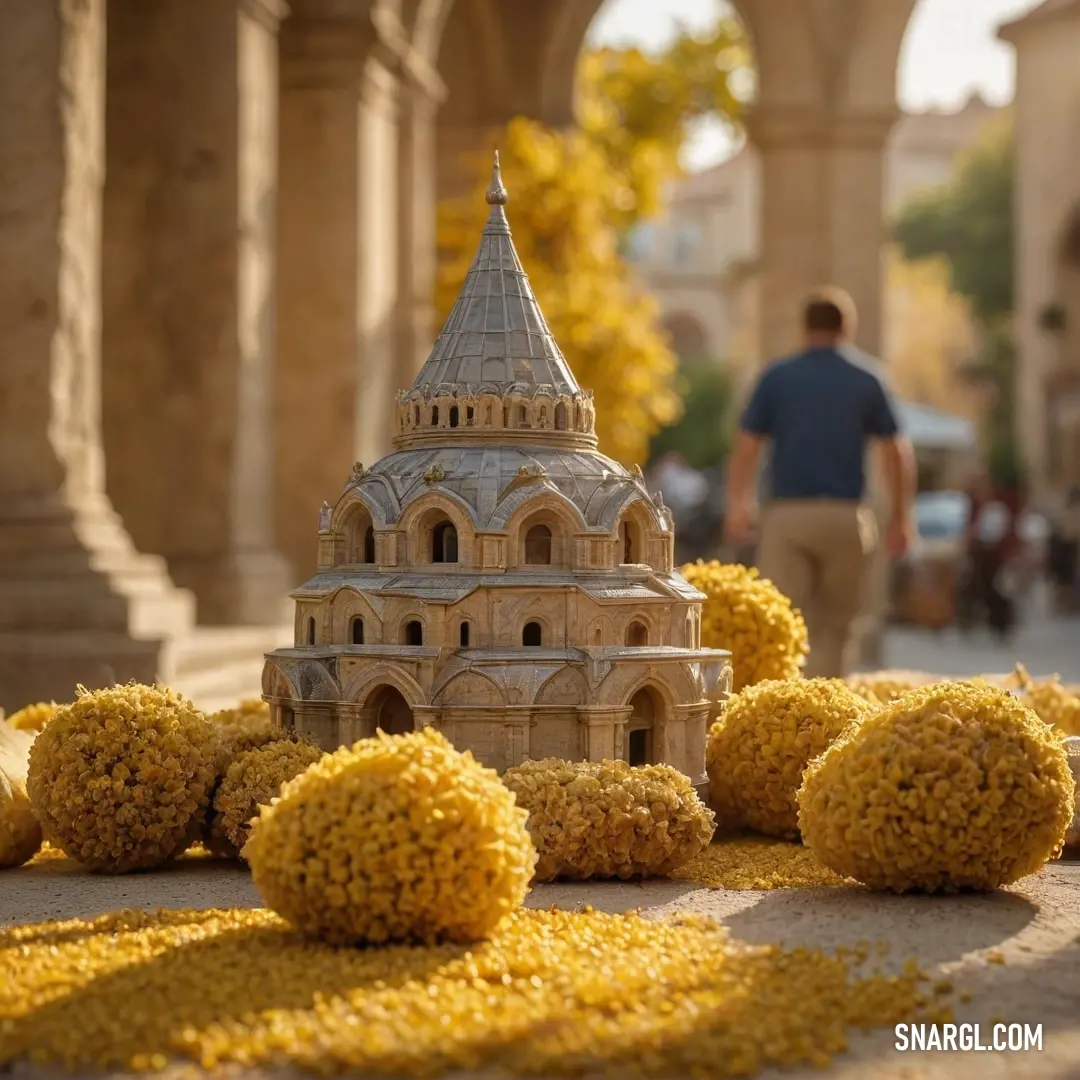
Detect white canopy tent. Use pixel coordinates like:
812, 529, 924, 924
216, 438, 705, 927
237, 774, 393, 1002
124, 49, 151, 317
895, 401, 978, 452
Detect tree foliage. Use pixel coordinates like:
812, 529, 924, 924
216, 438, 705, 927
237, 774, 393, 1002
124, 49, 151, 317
577, 13, 750, 230
648, 359, 736, 469
892, 114, 1014, 323
435, 17, 750, 466
883, 247, 979, 421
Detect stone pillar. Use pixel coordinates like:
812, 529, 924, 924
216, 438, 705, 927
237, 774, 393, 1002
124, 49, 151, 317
435, 122, 506, 204
748, 108, 895, 363
101, 0, 292, 625
580, 707, 633, 762
277, 13, 406, 583
0, 0, 194, 711
397, 84, 440, 388
748, 107, 897, 669
672, 702, 709, 787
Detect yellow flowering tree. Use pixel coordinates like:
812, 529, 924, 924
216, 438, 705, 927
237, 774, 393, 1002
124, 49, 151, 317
883, 247, 981, 422
436, 21, 751, 466
577, 16, 750, 229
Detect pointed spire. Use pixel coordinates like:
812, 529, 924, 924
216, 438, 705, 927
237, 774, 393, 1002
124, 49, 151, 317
486, 150, 508, 206
407, 149, 582, 397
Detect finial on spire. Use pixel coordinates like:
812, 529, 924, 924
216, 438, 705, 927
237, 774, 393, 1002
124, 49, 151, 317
485, 150, 508, 206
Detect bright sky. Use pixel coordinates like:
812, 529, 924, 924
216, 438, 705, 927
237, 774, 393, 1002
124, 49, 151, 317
587, 0, 1043, 170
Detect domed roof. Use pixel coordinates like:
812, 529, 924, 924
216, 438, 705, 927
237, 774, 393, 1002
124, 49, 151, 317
348, 444, 671, 533
409, 153, 582, 401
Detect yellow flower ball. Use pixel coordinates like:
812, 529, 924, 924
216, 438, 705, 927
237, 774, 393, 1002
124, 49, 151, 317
7, 702, 58, 732
680, 561, 808, 691
1063, 737, 1080, 847
26, 683, 218, 873
1009, 665, 1080, 737
798, 683, 1076, 892
846, 674, 922, 707
503, 759, 715, 882
245, 728, 536, 945
707, 679, 871, 839
208, 740, 325, 858
1, 768, 42, 868
209, 699, 278, 757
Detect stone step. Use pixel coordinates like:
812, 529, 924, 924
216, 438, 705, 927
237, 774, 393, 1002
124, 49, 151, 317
172, 623, 292, 714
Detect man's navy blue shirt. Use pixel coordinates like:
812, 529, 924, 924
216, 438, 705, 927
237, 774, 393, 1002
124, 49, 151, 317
740, 346, 901, 502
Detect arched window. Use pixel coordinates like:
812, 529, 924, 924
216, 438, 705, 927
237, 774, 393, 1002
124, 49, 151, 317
449, 406, 460, 428
431, 405, 439, 425
517, 404, 528, 426
432, 521, 458, 563
466, 406, 475, 425
413, 405, 420, 425
554, 402, 567, 430
351, 617, 364, 645
620, 521, 642, 564
522, 621, 542, 647
344, 505, 374, 564
593, 627, 603, 646
306, 617, 316, 645
459, 621, 471, 647
685, 613, 694, 646
539, 406, 548, 427
485, 404, 493, 425
502, 405, 509, 427
524, 524, 552, 565
626, 621, 648, 646
403, 620, 423, 646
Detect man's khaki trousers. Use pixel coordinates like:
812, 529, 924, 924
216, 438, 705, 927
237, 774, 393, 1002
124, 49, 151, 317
757, 500, 878, 679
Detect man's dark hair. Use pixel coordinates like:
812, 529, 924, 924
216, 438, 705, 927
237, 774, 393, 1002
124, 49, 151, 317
802, 287, 855, 335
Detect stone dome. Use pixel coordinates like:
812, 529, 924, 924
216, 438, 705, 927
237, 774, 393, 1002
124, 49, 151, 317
346, 445, 671, 535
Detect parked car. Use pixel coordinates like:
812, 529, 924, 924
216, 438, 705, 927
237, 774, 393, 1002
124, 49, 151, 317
912, 490, 970, 561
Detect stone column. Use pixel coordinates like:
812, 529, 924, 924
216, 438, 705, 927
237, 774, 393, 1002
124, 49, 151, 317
277, 13, 406, 583
435, 122, 506, 204
0, 0, 194, 711
748, 107, 897, 669
397, 83, 441, 388
579, 706, 633, 762
748, 107, 896, 363
101, 0, 292, 626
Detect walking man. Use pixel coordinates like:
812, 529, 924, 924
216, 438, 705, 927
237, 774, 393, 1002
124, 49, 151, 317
725, 288, 916, 678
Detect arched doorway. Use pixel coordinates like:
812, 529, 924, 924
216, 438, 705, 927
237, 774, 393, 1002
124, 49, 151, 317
368, 685, 414, 736
661, 312, 710, 363
626, 687, 661, 767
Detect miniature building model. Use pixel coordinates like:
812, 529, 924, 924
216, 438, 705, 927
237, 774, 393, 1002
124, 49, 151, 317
262, 155, 732, 784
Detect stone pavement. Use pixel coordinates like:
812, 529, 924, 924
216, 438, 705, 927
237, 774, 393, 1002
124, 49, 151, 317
872, 613, 1080, 685
3, 853, 1079, 1080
